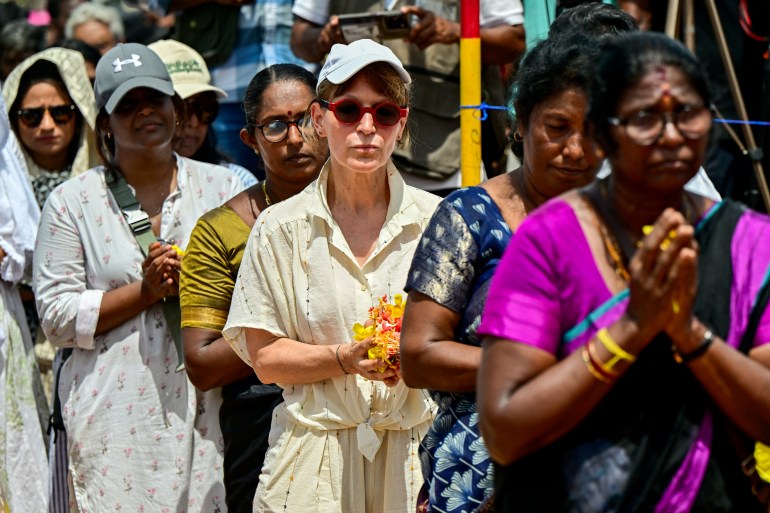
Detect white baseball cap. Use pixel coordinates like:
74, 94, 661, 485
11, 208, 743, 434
148, 39, 227, 100
317, 39, 411, 93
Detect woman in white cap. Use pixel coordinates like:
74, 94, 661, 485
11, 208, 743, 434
224, 39, 439, 513
179, 63, 326, 513
149, 39, 257, 188
33, 42, 245, 512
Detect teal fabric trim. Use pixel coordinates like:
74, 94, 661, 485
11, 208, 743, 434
754, 263, 770, 309
563, 200, 723, 345
695, 200, 723, 234
564, 288, 629, 344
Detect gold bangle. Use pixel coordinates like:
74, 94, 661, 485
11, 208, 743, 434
581, 348, 612, 384
587, 339, 621, 378
596, 328, 636, 370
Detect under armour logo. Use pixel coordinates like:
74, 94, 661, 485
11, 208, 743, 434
113, 54, 142, 72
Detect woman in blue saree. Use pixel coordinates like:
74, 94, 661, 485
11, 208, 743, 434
399, 33, 604, 512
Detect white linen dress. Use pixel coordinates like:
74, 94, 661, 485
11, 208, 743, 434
224, 162, 440, 513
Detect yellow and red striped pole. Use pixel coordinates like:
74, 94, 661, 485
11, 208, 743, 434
460, 0, 481, 186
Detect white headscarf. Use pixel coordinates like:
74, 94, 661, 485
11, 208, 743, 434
2, 47, 98, 178
0, 95, 41, 283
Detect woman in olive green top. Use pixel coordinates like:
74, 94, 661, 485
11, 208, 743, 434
179, 64, 326, 513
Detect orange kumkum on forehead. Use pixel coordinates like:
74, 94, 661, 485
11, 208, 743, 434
659, 86, 674, 109
651, 66, 673, 108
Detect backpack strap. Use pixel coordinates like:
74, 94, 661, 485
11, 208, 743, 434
107, 170, 185, 372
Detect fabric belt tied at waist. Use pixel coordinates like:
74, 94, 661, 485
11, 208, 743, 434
356, 419, 385, 462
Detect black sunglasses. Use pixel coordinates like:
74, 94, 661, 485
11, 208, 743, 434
185, 99, 219, 125
17, 104, 76, 128
319, 99, 407, 127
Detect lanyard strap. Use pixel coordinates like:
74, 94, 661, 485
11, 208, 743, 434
107, 170, 185, 372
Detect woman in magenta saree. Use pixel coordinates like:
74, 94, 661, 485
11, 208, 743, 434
477, 32, 770, 513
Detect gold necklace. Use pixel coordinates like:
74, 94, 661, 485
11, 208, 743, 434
262, 181, 272, 207
597, 215, 631, 282
582, 192, 631, 282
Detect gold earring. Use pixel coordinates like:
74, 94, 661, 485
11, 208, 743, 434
513, 131, 523, 142
253, 148, 260, 155
106, 132, 112, 139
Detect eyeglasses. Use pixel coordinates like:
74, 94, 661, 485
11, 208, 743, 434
319, 99, 407, 128
185, 99, 219, 125
253, 117, 311, 143
608, 105, 712, 146
17, 104, 76, 128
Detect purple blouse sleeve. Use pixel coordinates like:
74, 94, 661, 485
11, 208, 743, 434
732, 210, 770, 347
478, 200, 573, 354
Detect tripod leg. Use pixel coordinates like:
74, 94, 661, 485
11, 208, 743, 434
665, 0, 681, 38
684, 0, 695, 51
703, 0, 770, 211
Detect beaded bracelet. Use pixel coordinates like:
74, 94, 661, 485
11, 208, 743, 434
596, 328, 637, 371
672, 329, 715, 364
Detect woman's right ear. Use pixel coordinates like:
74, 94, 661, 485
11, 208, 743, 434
310, 102, 325, 137
240, 128, 256, 149
98, 114, 110, 133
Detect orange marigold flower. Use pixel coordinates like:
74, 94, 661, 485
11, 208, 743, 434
352, 294, 404, 371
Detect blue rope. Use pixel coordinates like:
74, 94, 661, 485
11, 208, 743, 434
713, 118, 770, 127
459, 102, 510, 121
459, 105, 770, 127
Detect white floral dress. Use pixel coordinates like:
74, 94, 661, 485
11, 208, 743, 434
34, 156, 244, 513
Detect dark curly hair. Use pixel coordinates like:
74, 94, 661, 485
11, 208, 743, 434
587, 31, 711, 156
549, 2, 637, 39
508, 34, 598, 158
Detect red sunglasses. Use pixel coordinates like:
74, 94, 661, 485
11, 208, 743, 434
319, 99, 407, 127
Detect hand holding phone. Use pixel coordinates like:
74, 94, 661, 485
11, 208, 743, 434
400, 5, 460, 49
336, 11, 411, 43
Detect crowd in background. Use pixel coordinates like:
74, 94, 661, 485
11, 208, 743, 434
0, 0, 769, 512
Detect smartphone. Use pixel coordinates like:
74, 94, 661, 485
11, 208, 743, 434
379, 11, 411, 39
337, 11, 411, 42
